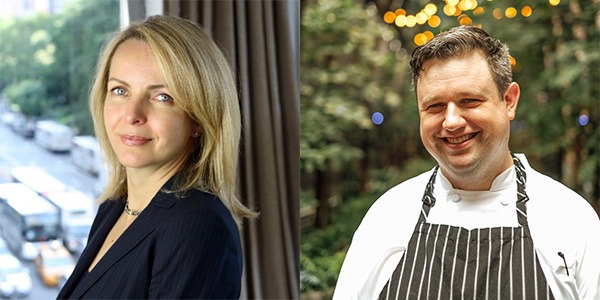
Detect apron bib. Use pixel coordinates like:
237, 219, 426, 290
378, 155, 555, 300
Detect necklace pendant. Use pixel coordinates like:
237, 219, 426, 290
125, 201, 142, 216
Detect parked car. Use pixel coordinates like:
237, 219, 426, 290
1, 111, 16, 126
35, 243, 75, 288
0, 254, 32, 298
10, 114, 35, 138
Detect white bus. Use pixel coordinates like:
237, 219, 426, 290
71, 136, 102, 175
42, 190, 96, 254
34, 120, 73, 152
10, 166, 67, 195
0, 183, 60, 260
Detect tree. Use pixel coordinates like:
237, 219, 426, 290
301, 0, 409, 228
0, 0, 119, 134
3, 79, 46, 117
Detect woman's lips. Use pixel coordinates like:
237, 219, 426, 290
120, 134, 151, 146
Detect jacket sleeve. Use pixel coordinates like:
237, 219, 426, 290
147, 206, 243, 299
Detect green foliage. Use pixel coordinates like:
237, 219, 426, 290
3, 79, 46, 117
300, 0, 409, 175
300, 193, 379, 293
0, 0, 119, 134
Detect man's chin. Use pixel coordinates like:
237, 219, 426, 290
440, 155, 480, 174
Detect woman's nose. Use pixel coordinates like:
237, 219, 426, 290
123, 97, 147, 125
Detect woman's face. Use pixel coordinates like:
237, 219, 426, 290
104, 39, 198, 174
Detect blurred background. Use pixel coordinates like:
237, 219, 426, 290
0, 1, 118, 298
300, 0, 599, 298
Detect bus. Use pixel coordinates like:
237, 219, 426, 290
71, 136, 102, 175
11, 166, 67, 195
42, 190, 96, 255
0, 183, 60, 260
34, 120, 73, 152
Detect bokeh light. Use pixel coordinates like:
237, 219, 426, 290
447, 0, 459, 6
395, 15, 407, 27
428, 15, 441, 27
509, 55, 517, 66
424, 31, 434, 41
521, 6, 533, 17
444, 4, 457, 16
505, 7, 517, 18
459, 16, 473, 25
549, 0, 560, 6
424, 3, 438, 16
395, 8, 407, 16
406, 15, 417, 27
577, 114, 589, 126
416, 12, 428, 25
493, 8, 503, 19
383, 11, 396, 24
473, 7, 485, 16
414, 33, 428, 46
372, 112, 384, 125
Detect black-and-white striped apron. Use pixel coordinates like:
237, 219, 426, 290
378, 155, 555, 300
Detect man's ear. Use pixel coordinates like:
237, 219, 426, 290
504, 82, 520, 121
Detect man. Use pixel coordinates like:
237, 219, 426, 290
333, 26, 599, 299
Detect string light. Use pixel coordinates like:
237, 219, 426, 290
382, 1, 556, 49
521, 6, 533, 17
383, 11, 396, 23
505, 7, 517, 18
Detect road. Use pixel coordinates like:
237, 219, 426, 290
0, 122, 98, 299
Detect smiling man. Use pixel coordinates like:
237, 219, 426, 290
333, 26, 599, 300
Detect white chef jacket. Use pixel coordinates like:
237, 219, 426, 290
333, 154, 600, 300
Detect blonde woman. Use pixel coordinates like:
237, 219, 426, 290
58, 15, 255, 299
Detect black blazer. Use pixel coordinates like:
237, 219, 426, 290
57, 181, 242, 299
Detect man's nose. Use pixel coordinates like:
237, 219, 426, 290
442, 102, 466, 132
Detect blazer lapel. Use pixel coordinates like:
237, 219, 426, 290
69, 193, 176, 298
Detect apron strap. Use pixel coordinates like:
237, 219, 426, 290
420, 166, 439, 222
512, 154, 530, 226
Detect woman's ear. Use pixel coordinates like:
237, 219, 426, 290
191, 123, 203, 138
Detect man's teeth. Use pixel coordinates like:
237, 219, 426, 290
447, 133, 476, 144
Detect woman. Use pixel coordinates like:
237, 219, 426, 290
58, 15, 255, 299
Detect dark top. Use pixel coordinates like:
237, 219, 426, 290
57, 179, 242, 299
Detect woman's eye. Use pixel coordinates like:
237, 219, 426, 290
156, 94, 173, 102
111, 87, 126, 96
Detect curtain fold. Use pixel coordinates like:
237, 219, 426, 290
163, 1, 300, 299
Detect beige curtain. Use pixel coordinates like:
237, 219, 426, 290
162, 1, 299, 299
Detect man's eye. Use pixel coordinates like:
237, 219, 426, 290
462, 99, 479, 104
428, 103, 444, 110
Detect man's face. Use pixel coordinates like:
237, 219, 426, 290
416, 52, 519, 189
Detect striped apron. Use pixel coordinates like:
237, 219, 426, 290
378, 155, 555, 300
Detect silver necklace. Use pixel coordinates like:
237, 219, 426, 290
124, 201, 142, 216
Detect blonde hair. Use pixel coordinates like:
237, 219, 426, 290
90, 15, 255, 225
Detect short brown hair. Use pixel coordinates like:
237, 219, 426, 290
410, 26, 512, 98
